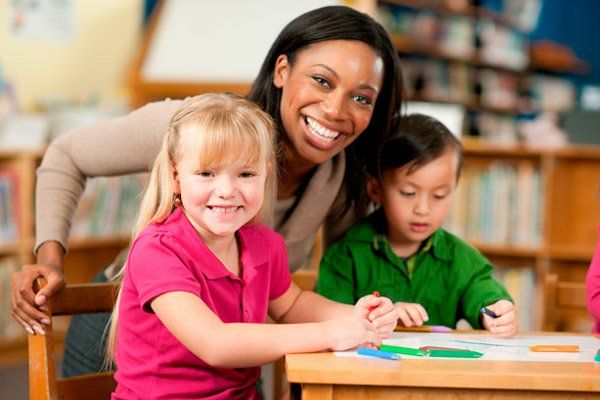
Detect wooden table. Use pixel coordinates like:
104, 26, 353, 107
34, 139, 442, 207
286, 334, 600, 400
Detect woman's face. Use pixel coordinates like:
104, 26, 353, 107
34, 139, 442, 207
273, 40, 384, 168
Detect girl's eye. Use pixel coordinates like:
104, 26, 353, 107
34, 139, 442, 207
312, 75, 331, 88
197, 171, 213, 177
239, 171, 256, 178
353, 94, 373, 106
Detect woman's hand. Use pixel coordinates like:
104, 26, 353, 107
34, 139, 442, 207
354, 294, 399, 338
394, 302, 429, 327
321, 316, 381, 351
10, 241, 66, 335
481, 299, 518, 337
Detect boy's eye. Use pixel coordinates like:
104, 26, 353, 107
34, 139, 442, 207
353, 94, 373, 106
312, 75, 331, 88
400, 191, 415, 197
433, 194, 447, 200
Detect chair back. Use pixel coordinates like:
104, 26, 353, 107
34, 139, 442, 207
29, 277, 119, 400
543, 273, 590, 332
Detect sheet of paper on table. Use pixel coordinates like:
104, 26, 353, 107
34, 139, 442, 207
335, 332, 600, 362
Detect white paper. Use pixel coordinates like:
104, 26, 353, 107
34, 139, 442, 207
335, 332, 600, 363
9, 0, 74, 42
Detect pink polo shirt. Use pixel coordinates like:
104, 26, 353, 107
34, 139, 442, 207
586, 226, 600, 333
112, 208, 291, 400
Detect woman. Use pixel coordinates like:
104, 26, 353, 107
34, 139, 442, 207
11, 5, 403, 375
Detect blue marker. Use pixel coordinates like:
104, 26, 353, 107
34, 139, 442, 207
357, 347, 400, 360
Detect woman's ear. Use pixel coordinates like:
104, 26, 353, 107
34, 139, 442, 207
367, 176, 382, 203
273, 54, 290, 89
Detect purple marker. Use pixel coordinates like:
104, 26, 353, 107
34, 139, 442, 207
395, 325, 452, 333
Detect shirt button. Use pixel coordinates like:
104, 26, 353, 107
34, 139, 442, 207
244, 311, 249, 319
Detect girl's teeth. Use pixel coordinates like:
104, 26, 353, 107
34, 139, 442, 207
211, 207, 237, 214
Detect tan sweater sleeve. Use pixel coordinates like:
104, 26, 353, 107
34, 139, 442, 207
35, 99, 183, 253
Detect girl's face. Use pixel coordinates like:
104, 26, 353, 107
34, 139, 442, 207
173, 150, 267, 242
367, 151, 459, 257
273, 40, 384, 168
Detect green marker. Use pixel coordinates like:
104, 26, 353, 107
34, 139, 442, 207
428, 349, 483, 358
380, 344, 427, 357
595, 349, 600, 362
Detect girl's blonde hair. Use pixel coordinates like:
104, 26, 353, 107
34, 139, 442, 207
105, 93, 276, 367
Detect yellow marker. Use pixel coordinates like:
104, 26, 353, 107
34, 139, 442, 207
529, 345, 580, 353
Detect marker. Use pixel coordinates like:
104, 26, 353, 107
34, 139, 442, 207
529, 345, 580, 353
357, 347, 401, 360
368, 291, 380, 320
595, 349, 600, 362
380, 344, 427, 356
395, 325, 452, 333
428, 349, 484, 358
480, 307, 498, 319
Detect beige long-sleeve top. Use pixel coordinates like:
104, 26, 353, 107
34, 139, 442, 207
36, 99, 358, 275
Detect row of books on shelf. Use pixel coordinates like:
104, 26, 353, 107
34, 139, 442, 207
402, 59, 522, 111
378, 3, 528, 70
0, 257, 23, 342
0, 170, 20, 244
70, 174, 147, 239
445, 160, 543, 247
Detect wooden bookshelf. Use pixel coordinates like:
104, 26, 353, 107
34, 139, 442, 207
460, 140, 599, 331
0, 151, 138, 367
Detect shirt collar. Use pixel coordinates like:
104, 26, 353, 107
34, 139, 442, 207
167, 208, 269, 281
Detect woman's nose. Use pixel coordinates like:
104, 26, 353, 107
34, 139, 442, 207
322, 91, 348, 121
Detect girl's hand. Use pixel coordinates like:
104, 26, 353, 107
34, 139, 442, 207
482, 299, 518, 337
321, 316, 381, 351
394, 302, 429, 328
354, 294, 399, 338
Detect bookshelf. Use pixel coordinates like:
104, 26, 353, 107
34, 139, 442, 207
0, 150, 141, 366
451, 139, 600, 332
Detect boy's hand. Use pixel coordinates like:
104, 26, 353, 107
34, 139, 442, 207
482, 299, 518, 337
354, 294, 398, 338
394, 302, 429, 327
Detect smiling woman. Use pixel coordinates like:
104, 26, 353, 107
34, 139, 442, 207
10, 5, 403, 378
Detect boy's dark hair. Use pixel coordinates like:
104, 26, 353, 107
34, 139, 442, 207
248, 5, 403, 217
370, 113, 464, 180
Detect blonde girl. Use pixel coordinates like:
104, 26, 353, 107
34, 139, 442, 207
108, 93, 398, 400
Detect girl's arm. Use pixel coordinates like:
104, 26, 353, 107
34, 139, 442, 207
586, 238, 600, 321
269, 282, 399, 337
150, 290, 381, 369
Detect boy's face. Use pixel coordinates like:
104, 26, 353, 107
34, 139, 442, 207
367, 150, 459, 256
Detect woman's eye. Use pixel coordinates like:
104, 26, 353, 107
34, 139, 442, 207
312, 76, 331, 88
353, 95, 373, 106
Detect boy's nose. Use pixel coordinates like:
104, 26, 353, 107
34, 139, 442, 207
414, 197, 430, 215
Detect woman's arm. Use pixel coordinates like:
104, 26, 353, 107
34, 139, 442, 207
150, 290, 381, 368
11, 99, 181, 333
36, 99, 182, 251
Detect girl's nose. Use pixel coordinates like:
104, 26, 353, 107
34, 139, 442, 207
216, 176, 235, 198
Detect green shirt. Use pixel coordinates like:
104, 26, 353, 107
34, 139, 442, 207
317, 210, 512, 329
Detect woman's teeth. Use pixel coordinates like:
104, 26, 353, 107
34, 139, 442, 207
305, 117, 341, 142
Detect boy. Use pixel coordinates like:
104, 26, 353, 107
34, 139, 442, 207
317, 114, 517, 336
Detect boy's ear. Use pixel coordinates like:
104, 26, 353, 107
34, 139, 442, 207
273, 54, 290, 89
367, 176, 382, 203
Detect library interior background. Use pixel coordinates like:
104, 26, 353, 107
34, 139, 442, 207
1, 0, 600, 398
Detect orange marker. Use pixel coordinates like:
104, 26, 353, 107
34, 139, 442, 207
530, 345, 580, 353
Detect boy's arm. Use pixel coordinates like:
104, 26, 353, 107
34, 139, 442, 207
315, 241, 356, 304
460, 257, 513, 329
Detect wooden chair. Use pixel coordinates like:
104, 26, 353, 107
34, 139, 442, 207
28, 277, 119, 400
543, 273, 590, 332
